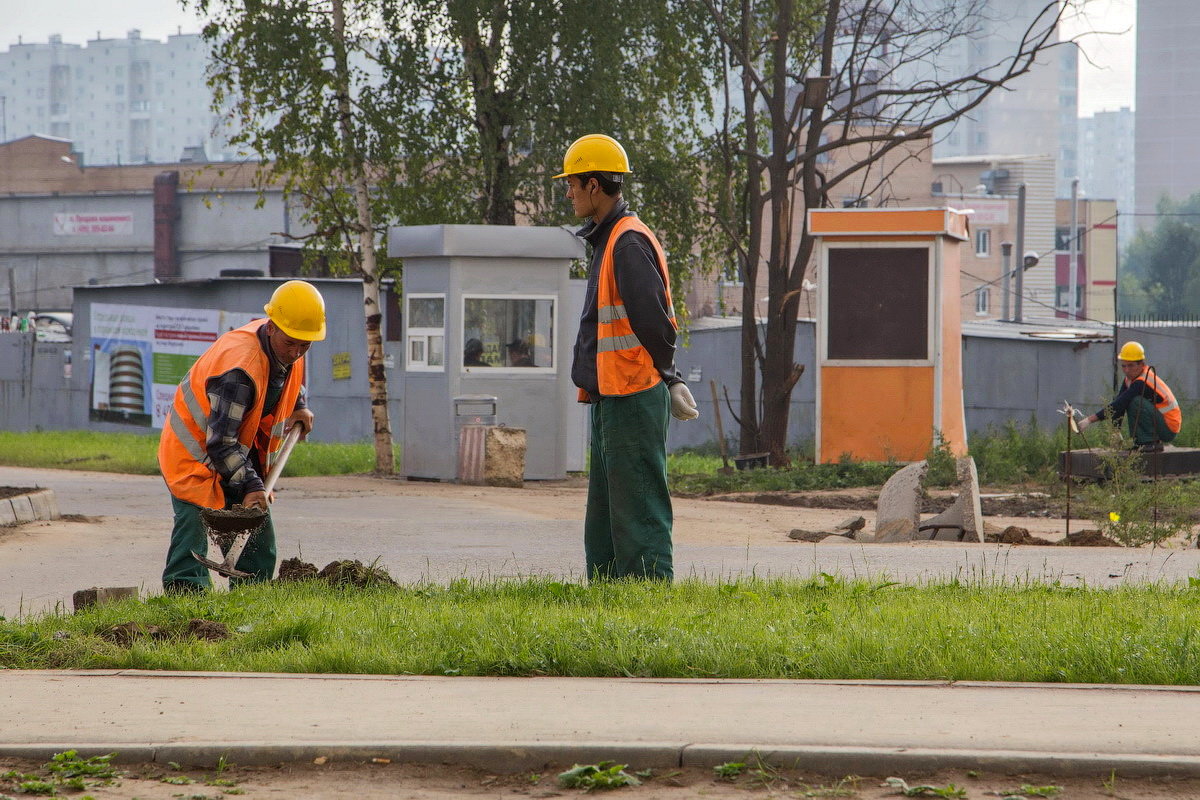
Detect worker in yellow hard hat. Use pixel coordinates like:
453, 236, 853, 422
158, 279, 326, 592
555, 133, 698, 582
1076, 340, 1181, 452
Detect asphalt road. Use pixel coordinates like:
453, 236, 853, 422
4, 465, 1200, 617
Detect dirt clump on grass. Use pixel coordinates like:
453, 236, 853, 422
186, 618, 230, 641
278, 557, 320, 581
319, 559, 398, 588
101, 622, 170, 646
277, 557, 398, 587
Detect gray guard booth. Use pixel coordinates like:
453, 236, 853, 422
388, 224, 587, 480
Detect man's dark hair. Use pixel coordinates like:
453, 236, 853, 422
575, 171, 623, 197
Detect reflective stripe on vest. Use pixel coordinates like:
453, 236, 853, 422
594, 216, 677, 397
157, 319, 305, 508
1129, 365, 1182, 434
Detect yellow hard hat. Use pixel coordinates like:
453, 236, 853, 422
1117, 341, 1145, 362
264, 280, 327, 341
553, 134, 630, 179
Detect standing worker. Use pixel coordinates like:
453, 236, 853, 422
555, 133, 699, 581
1077, 341, 1181, 452
158, 280, 325, 592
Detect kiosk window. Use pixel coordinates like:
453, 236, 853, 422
406, 294, 445, 371
462, 296, 554, 370
827, 247, 928, 360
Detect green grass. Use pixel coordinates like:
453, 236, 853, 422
6, 576, 1200, 684
0, 430, 398, 477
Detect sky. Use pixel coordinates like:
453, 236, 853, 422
0, 0, 1137, 118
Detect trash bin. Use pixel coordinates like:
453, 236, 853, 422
454, 395, 497, 484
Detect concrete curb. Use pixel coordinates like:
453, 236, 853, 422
6, 741, 1200, 777
0, 488, 59, 526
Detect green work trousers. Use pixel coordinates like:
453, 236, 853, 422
1124, 395, 1177, 446
162, 488, 277, 592
585, 381, 673, 581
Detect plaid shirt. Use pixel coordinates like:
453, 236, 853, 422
204, 324, 307, 495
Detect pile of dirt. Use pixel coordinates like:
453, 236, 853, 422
277, 557, 320, 581
186, 618, 230, 641
0, 486, 37, 500
711, 490, 1070, 518
1061, 529, 1122, 547
277, 558, 398, 588
984, 526, 1055, 545
100, 618, 230, 646
318, 559, 398, 588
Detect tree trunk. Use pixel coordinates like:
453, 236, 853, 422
332, 0, 393, 473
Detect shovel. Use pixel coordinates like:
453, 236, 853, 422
193, 424, 303, 579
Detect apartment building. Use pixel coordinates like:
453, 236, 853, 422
0, 30, 238, 166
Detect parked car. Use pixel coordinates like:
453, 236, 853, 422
34, 311, 73, 343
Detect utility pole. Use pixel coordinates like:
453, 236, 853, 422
1069, 177, 1079, 320
1014, 183, 1027, 323
1001, 242, 1013, 321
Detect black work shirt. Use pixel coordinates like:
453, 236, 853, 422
1096, 370, 1167, 423
203, 323, 307, 495
572, 200, 680, 401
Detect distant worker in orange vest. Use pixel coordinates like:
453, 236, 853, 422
157, 280, 325, 593
1077, 340, 1181, 453
555, 133, 699, 582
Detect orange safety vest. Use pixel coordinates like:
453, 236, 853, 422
583, 215, 677, 400
1127, 365, 1182, 433
157, 319, 305, 508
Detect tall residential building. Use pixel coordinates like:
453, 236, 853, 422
0, 30, 239, 165
1135, 0, 1200, 222
1078, 107, 1134, 248
929, 1, 1077, 197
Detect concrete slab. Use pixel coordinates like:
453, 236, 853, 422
1060, 446, 1200, 480
0, 500, 15, 526
10, 495, 35, 524
26, 489, 59, 520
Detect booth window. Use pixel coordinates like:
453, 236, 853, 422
462, 295, 555, 371
406, 294, 445, 371
826, 247, 928, 360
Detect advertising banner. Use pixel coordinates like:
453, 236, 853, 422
89, 303, 221, 428
53, 212, 134, 236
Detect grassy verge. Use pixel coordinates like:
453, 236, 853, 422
5, 576, 1200, 684
0, 430, 398, 477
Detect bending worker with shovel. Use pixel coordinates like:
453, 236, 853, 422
1075, 341, 1181, 453
157, 280, 325, 593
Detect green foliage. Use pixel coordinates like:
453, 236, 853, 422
712, 761, 746, 779
884, 777, 967, 798
1083, 425, 1197, 547
557, 761, 641, 790
1120, 192, 1200, 317
9, 578, 1200, 685
0, 430, 397, 476
924, 432, 957, 487
45, 751, 117, 781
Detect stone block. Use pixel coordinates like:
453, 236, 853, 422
0, 500, 16, 526
874, 460, 926, 542
921, 456, 983, 543
484, 426, 526, 488
27, 489, 60, 520
10, 495, 35, 524
72, 586, 139, 612
874, 518, 917, 543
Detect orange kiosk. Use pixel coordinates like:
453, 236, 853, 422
808, 207, 970, 463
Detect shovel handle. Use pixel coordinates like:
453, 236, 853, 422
262, 424, 303, 497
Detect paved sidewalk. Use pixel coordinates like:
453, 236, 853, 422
3, 670, 1200, 776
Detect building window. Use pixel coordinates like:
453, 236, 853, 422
975, 287, 990, 315
461, 295, 555, 372
405, 294, 445, 372
975, 228, 991, 257
1055, 285, 1083, 312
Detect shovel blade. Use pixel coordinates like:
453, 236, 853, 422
191, 550, 252, 579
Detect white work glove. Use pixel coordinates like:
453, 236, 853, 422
669, 382, 699, 421
1077, 415, 1093, 431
